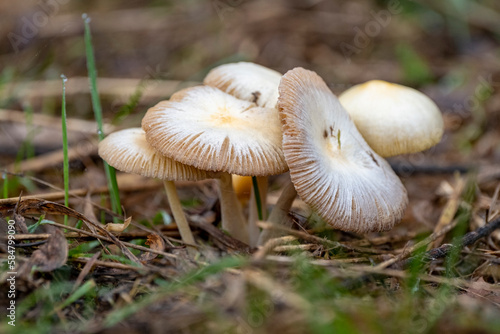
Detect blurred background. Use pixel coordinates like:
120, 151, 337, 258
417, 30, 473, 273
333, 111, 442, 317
1, 0, 499, 157
1, 0, 500, 225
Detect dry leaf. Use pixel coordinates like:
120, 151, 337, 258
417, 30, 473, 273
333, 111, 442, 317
105, 216, 132, 233
13, 212, 28, 234
475, 263, 500, 282
19, 226, 68, 276
465, 277, 500, 304
140, 234, 166, 263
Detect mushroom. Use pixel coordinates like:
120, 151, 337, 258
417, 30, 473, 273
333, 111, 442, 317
203, 62, 282, 108
142, 86, 288, 244
338, 80, 444, 157
204, 62, 283, 243
232, 174, 253, 207
231, 174, 269, 246
271, 68, 408, 234
98, 128, 211, 254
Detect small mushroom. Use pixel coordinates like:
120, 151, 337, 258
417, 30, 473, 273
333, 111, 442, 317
142, 86, 288, 244
204, 62, 282, 108
338, 80, 444, 157
98, 128, 209, 254
232, 175, 253, 207
275, 68, 408, 233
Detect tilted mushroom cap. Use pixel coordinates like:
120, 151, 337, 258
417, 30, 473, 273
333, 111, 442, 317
98, 128, 210, 181
278, 68, 408, 233
339, 80, 444, 157
203, 62, 282, 108
142, 85, 288, 176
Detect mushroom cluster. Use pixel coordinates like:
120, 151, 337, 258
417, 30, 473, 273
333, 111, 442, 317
99, 62, 287, 249
98, 62, 444, 251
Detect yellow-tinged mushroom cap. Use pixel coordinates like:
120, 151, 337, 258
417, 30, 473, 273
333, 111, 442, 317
278, 68, 408, 233
339, 80, 444, 157
142, 86, 288, 176
204, 62, 282, 108
98, 128, 210, 181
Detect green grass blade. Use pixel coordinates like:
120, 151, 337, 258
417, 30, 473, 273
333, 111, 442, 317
252, 176, 263, 220
61, 75, 69, 225
2, 172, 8, 199
55, 279, 96, 312
83, 15, 104, 141
27, 215, 45, 233
106, 167, 121, 215
83, 14, 122, 218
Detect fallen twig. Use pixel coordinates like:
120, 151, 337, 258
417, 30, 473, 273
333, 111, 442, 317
253, 236, 297, 260
373, 219, 459, 270
403, 215, 500, 267
257, 221, 390, 254
0, 109, 115, 134
272, 243, 319, 253
71, 257, 146, 271
4, 139, 98, 173
4, 230, 180, 242
3, 77, 199, 102
0, 178, 211, 206
73, 251, 101, 292
189, 214, 251, 253
0, 183, 158, 206
390, 162, 472, 175
46, 221, 182, 260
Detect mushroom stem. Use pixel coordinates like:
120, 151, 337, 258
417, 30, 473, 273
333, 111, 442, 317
218, 172, 249, 244
248, 176, 268, 247
163, 180, 197, 254
257, 178, 297, 246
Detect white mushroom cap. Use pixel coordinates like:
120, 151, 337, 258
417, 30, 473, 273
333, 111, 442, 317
339, 80, 444, 157
278, 68, 408, 233
98, 128, 210, 181
142, 85, 288, 176
203, 62, 282, 108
